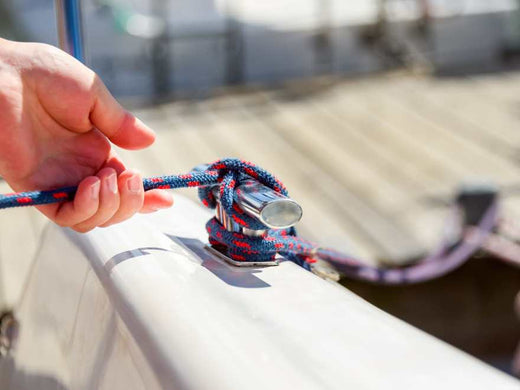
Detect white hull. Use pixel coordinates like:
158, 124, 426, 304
1, 196, 517, 389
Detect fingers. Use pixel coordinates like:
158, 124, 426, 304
89, 76, 156, 150
51, 176, 101, 227
51, 169, 173, 232
72, 168, 120, 232
100, 170, 144, 227
101, 175, 175, 223
28, 44, 155, 149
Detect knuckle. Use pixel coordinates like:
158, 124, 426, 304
128, 189, 145, 204
98, 202, 119, 221
72, 225, 93, 233
97, 167, 116, 178
121, 203, 140, 219
99, 220, 115, 228
36, 42, 59, 57
92, 73, 106, 93
101, 200, 120, 217
127, 197, 144, 212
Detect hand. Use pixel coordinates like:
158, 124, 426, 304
0, 38, 173, 232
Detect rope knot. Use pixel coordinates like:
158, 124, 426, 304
198, 158, 288, 230
197, 158, 313, 264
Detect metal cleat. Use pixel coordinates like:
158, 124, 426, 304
191, 164, 303, 233
192, 164, 303, 267
205, 244, 280, 268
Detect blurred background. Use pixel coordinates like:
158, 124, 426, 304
2, 0, 520, 99
2, 0, 520, 378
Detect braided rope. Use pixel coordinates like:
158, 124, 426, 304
0, 158, 498, 284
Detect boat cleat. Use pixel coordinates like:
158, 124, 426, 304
193, 164, 303, 267
205, 244, 280, 268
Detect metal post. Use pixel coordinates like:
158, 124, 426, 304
150, 0, 171, 99
55, 0, 85, 63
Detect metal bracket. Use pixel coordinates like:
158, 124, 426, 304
205, 245, 279, 267
309, 259, 341, 282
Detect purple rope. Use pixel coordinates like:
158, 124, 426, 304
314, 201, 498, 284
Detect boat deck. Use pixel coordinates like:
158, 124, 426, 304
116, 70, 520, 265
119, 69, 520, 375
1, 70, 520, 372
2, 70, 520, 273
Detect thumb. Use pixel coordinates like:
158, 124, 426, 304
89, 76, 156, 150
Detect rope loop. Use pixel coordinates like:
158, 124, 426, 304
206, 218, 317, 264
198, 158, 288, 231
194, 158, 316, 263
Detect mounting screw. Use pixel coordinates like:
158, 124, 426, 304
0, 311, 19, 356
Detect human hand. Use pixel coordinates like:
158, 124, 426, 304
0, 38, 173, 232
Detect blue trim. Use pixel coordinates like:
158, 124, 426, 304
63, 0, 84, 62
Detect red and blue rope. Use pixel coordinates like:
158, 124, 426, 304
0, 158, 498, 284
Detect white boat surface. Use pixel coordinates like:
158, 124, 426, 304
1, 195, 518, 389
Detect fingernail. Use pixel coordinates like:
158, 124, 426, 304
127, 175, 141, 193
91, 180, 100, 200
107, 174, 117, 193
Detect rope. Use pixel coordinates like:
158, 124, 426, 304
0, 158, 499, 285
